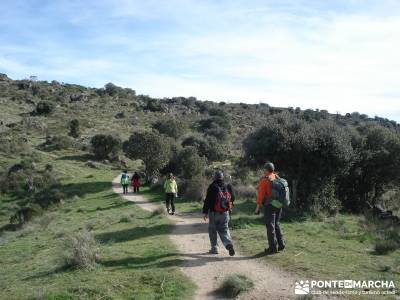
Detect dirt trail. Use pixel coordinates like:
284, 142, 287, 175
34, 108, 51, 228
112, 177, 298, 299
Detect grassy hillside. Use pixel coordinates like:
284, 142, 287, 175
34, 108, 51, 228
0, 150, 194, 299
1, 73, 399, 299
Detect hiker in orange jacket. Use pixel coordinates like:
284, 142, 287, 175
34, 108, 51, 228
255, 162, 285, 254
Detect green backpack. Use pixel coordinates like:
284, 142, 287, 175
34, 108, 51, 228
121, 173, 129, 185
267, 177, 291, 208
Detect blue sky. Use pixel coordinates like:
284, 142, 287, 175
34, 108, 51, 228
1, 0, 400, 121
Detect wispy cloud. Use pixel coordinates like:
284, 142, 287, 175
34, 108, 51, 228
0, 0, 399, 120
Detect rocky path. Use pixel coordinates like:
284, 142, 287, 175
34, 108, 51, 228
112, 177, 299, 299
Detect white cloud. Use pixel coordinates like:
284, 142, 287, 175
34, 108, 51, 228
1, 0, 400, 120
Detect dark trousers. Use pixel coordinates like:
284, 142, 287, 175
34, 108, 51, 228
133, 186, 139, 193
122, 185, 128, 194
165, 193, 175, 212
264, 205, 285, 249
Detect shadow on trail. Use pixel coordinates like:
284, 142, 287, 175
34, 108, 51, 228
101, 251, 267, 270
24, 251, 267, 281
96, 222, 209, 244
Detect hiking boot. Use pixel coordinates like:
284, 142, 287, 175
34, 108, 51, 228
264, 247, 278, 255
209, 248, 219, 254
170, 211, 175, 215
278, 245, 285, 252
226, 244, 235, 256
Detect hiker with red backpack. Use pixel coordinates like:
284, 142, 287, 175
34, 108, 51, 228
255, 162, 290, 254
203, 170, 235, 256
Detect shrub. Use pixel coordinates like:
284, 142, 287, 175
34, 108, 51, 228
216, 274, 254, 298
68, 119, 80, 138
104, 82, 119, 96
119, 213, 134, 223
243, 113, 355, 211
41, 135, 73, 151
114, 112, 125, 119
310, 180, 341, 216
0, 160, 58, 197
144, 98, 162, 112
0, 136, 30, 154
182, 135, 226, 162
374, 239, 399, 255
235, 184, 256, 199
151, 206, 166, 217
123, 132, 172, 177
34, 187, 65, 208
208, 107, 226, 117
152, 119, 187, 139
181, 177, 208, 202
177, 147, 206, 179
91, 134, 121, 160
197, 116, 231, 140
62, 230, 100, 270
9, 206, 38, 225
36, 101, 55, 115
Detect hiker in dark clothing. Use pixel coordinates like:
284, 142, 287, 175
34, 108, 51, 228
255, 162, 286, 254
131, 172, 141, 193
203, 170, 235, 256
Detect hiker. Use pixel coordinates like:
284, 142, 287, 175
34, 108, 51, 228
131, 172, 141, 193
203, 170, 235, 256
120, 170, 130, 195
164, 173, 178, 215
255, 162, 286, 254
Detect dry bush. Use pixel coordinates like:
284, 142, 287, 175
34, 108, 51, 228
216, 274, 254, 298
181, 177, 208, 202
234, 184, 256, 199
62, 230, 100, 270
150, 207, 166, 217
119, 213, 134, 223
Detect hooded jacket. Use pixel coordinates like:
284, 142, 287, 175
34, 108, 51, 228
202, 179, 235, 214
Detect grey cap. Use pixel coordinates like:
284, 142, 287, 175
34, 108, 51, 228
214, 170, 224, 180
264, 162, 275, 172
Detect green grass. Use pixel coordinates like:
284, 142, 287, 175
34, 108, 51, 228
0, 151, 194, 300
146, 189, 400, 298
229, 200, 400, 285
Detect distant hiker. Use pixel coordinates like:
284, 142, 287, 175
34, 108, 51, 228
255, 162, 289, 254
131, 172, 141, 193
164, 173, 178, 215
203, 170, 235, 256
120, 171, 130, 195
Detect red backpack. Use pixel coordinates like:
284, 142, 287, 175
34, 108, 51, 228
214, 185, 233, 212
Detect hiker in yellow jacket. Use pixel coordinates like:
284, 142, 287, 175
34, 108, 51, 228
164, 173, 178, 215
